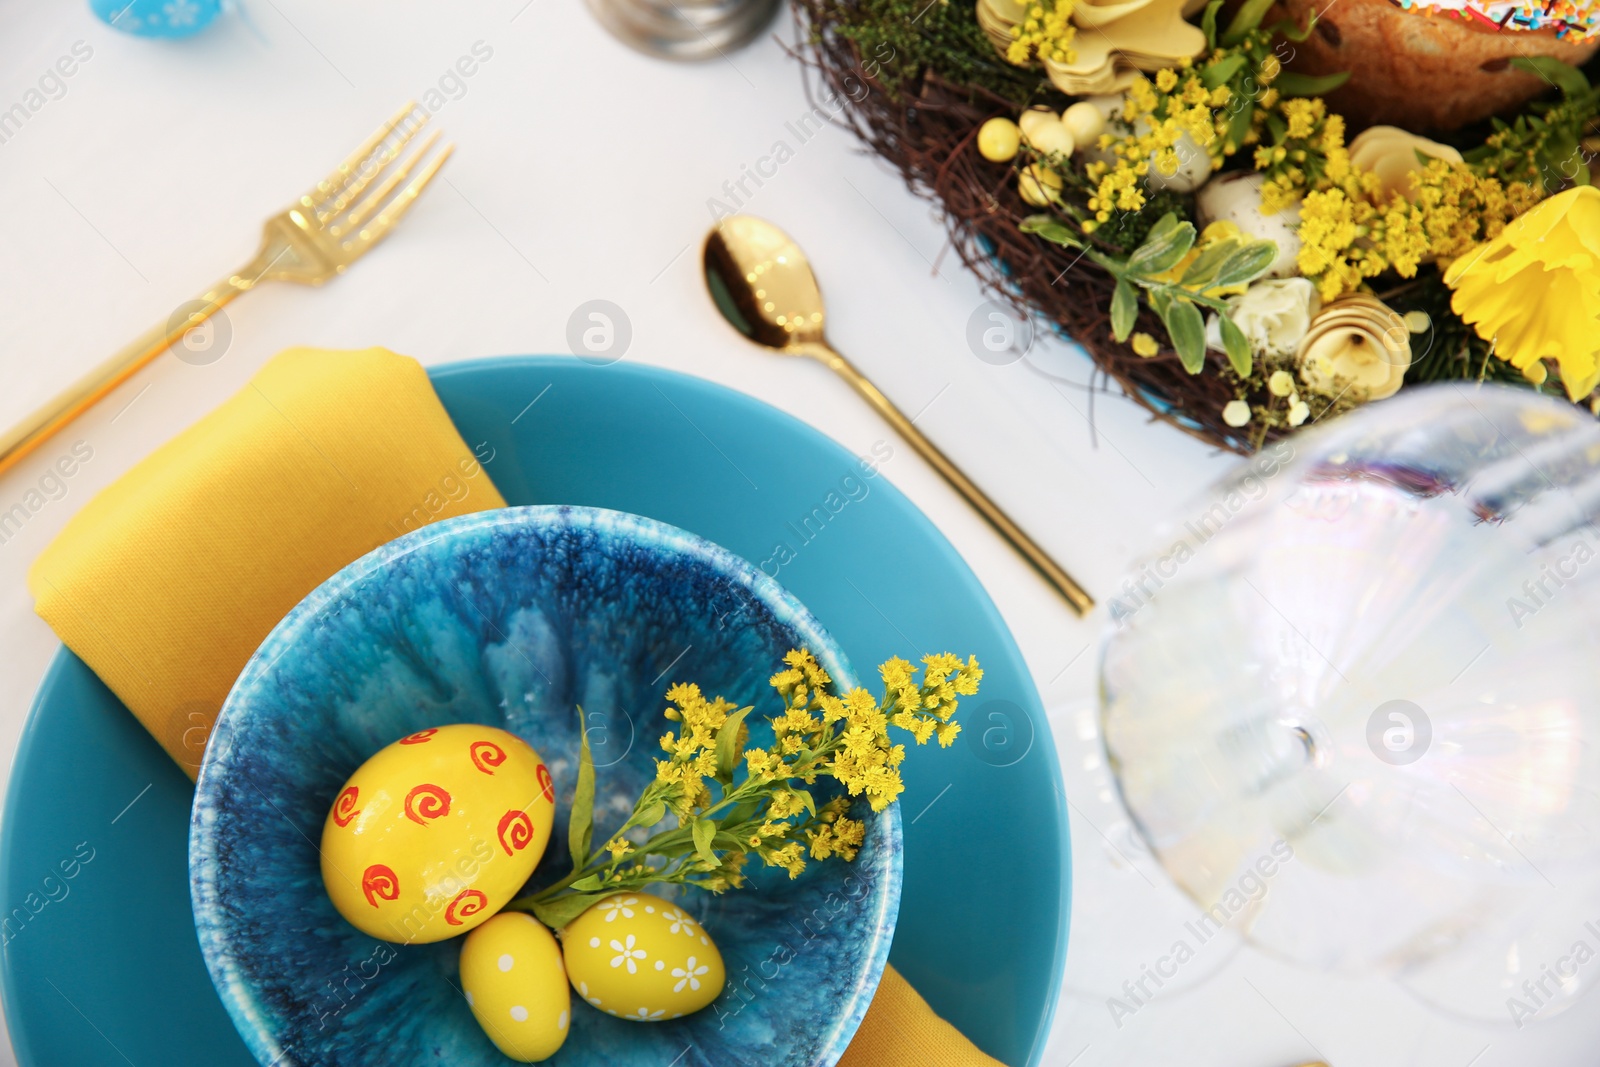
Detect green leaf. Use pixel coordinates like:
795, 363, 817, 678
1510, 56, 1590, 99
1201, 54, 1246, 90
1177, 238, 1241, 290
1265, 112, 1288, 145
1270, 14, 1317, 41
645, 837, 699, 858
1019, 215, 1087, 250
1221, 0, 1277, 43
531, 891, 613, 930
1110, 279, 1139, 342
568, 705, 596, 869
793, 788, 817, 817
714, 707, 752, 783
692, 816, 717, 863
1201, 0, 1224, 47
1227, 99, 1255, 154
1218, 313, 1252, 377
1126, 213, 1196, 276
1159, 298, 1208, 374
640, 826, 692, 855
1213, 241, 1279, 288
1273, 70, 1352, 97
636, 799, 667, 828
723, 798, 763, 827
569, 873, 607, 892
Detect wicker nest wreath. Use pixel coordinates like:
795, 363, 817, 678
790, 0, 1600, 453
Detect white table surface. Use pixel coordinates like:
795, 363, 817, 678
0, 2, 1593, 1064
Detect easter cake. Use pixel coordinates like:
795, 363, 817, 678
1273, 0, 1600, 128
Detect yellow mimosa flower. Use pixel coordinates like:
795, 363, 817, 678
1444, 187, 1600, 402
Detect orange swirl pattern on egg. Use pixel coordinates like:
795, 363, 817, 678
403, 783, 451, 825
470, 740, 506, 774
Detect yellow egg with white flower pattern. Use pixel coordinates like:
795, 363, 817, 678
320, 724, 556, 944
460, 913, 571, 1062
562, 892, 725, 1021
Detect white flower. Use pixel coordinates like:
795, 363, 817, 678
598, 896, 638, 922
672, 956, 710, 993
1222, 400, 1252, 427
627, 1007, 666, 1021
578, 981, 602, 1007
1206, 278, 1321, 361
609, 934, 647, 974
1297, 294, 1412, 402
662, 908, 697, 936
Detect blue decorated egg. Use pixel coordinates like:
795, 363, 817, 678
90, 0, 221, 38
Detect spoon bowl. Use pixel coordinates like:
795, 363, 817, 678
703, 215, 828, 350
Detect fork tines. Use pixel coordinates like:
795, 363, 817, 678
300, 101, 454, 248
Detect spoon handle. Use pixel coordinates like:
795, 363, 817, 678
796, 341, 1093, 616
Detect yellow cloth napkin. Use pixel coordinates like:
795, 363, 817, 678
841, 966, 1004, 1067
28, 346, 1006, 1066
29, 347, 504, 776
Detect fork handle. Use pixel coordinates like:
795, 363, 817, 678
792, 340, 1095, 617
0, 270, 256, 478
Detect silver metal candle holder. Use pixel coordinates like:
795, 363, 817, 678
586, 0, 781, 61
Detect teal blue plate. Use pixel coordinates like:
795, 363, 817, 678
1, 357, 1069, 1066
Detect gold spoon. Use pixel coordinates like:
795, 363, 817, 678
703, 215, 1093, 616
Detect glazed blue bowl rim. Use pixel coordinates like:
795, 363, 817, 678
188, 503, 904, 1067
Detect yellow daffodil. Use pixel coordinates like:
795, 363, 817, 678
1444, 187, 1600, 402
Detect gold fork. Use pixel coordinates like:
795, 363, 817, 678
0, 101, 454, 478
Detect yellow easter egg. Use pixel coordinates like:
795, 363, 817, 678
460, 913, 571, 1062
562, 892, 725, 1022
320, 724, 555, 944
1018, 164, 1062, 207
1061, 101, 1105, 146
976, 117, 1021, 163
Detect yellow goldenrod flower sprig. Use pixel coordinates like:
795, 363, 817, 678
1006, 0, 1077, 66
1249, 63, 1581, 302
1253, 96, 1366, 216
1291, 155, 1541, 303
506, 648, 981, 929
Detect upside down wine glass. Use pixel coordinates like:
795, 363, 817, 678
1100, 383, 1600, 1023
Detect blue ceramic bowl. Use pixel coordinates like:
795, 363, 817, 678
189, 506, 902, 1067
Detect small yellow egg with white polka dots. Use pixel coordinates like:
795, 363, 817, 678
460, 913, 571, 1062
562, 892, 725, 1021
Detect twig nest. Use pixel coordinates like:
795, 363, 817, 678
1348, 126, 1463, 203
1196, 171, 1301, 279
1297, 294, 1412, 402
